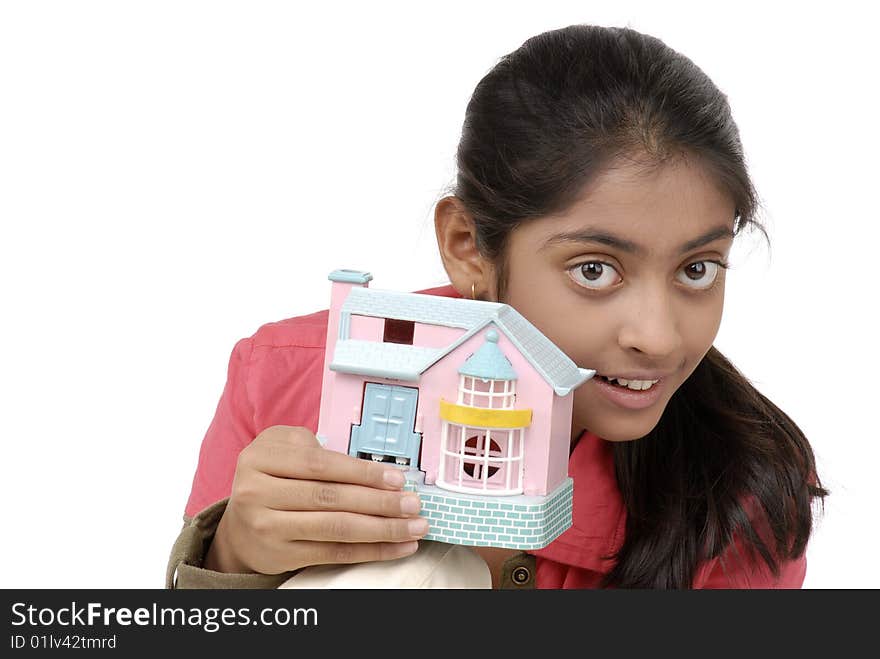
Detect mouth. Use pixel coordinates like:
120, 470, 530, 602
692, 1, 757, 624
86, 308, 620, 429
595, 374, 661, 391
593, 373, 667, 410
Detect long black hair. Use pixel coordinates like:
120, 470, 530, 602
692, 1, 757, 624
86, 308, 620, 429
449, 24, 826, 588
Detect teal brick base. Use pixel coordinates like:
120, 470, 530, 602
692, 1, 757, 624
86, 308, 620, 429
402, 472, 573, 550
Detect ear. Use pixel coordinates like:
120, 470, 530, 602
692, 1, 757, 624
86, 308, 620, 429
434, 196, 497, 301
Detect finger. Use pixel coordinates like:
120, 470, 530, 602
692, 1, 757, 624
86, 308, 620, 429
258, 474, 422, 518
288, 540, 421, 569
249, 439, 407, 490
270, 510, 430, 544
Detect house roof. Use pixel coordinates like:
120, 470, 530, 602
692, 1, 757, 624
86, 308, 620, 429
331, 340, 443, 382
329, 285, 595, 396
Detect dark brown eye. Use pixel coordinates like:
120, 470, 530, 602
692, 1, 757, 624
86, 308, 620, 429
567, 261, 621, 289
581, 263, 604, 280
685, 262, 706, 280
677, 261, 723, 290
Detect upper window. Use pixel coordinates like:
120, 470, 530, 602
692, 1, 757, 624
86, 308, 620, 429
383, 318, 415, 345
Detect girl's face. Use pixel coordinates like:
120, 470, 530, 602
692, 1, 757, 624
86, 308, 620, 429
500, 156, 736, 443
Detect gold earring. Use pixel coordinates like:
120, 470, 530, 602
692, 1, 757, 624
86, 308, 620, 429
471, 282, 477, 300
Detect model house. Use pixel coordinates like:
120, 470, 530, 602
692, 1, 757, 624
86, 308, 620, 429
316, 270, 595, 550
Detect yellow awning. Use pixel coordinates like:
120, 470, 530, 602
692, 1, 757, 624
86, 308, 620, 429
439, 399, 532, 429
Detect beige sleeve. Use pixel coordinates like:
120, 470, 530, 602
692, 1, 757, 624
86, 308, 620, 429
165, 498, 297, 589
277, 539, 493, 589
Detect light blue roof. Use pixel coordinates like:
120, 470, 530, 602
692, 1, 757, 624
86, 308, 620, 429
341, 286, 492, 329
458, 329, 517, 381
330, 340, 442, 382
331, 284, 595, 396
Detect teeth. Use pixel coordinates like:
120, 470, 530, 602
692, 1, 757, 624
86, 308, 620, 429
602, 375, 659, 391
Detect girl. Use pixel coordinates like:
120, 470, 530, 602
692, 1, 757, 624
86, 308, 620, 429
167, 24, 826, 589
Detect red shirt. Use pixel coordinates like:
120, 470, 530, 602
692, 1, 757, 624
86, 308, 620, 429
185, 284, 806, 588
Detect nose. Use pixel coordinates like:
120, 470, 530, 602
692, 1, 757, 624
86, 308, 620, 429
617, 288, 684, 360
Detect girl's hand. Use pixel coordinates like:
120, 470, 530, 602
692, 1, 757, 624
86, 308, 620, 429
204, 425, 426, 575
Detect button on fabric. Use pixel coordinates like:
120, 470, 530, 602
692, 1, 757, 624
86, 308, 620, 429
500, 552, 536, 589
512, 566, 531, 585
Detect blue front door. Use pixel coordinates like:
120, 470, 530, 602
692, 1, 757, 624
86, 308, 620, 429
350, 384, 421, 466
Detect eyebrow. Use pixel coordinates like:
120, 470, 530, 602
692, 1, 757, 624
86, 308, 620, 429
541, 225, 735, 256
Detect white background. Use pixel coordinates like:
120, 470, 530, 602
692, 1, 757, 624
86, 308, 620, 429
1, 1, 876, 588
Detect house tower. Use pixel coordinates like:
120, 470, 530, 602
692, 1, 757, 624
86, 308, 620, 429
437, 329, 532, 495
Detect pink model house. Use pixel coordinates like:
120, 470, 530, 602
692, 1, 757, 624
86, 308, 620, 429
316, 270, 595, 550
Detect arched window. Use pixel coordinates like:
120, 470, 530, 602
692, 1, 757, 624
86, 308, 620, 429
437, 423, 525, 495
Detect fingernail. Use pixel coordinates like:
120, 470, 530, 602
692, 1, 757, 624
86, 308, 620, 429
383, 469, 405, 488
408, 519, 429, 537
400, 495, 421, 515
395, 541, 419, 557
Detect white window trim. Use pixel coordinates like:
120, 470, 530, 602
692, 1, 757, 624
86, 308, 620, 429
436, 421, 524, 496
